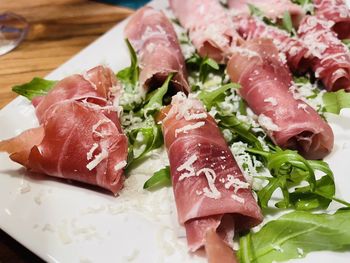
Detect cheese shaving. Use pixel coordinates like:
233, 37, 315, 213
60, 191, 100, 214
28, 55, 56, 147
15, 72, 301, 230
175, 121, 205, 137
86, 148, 108, 171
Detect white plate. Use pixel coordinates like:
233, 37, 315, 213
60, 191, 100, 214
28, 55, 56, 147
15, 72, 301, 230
1, 1, 350, 262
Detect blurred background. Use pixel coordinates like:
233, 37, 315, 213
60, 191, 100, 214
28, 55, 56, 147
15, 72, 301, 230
0, 0, 151, 109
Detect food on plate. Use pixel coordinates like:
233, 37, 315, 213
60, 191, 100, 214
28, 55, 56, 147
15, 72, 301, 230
227, 39, 334, 159
125, 6, 189, 93
313, 0, 350, 40
1, 67, 128, 195
298, 15, 350, 92
160, 93, 263, 260
233, 15, 311, 73
170, 0, 242, 63
227, 0, 305, 26
34, 65, 119, 123
2, 0, 350, 262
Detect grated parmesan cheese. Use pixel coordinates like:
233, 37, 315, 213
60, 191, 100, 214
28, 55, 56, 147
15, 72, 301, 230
264, 97, 278, 106
175, 121, 205, 137
258, 114, 280, 132
87, 143, 99, 161
197, 168, 221, 199
86, 148, 108, 171
177, 154, 198, 180
114, 160, 127, 171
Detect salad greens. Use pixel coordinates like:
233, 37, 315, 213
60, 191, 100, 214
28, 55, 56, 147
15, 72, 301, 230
12, 77, 57, 100
117, 39, 139, 90
238, 209, 350, 263
323, 89, 350, 114
143, 166, 171, 190
196, 80, 349, 210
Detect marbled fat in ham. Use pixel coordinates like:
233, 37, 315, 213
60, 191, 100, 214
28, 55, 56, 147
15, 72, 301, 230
227, 39, 334, 160
228, 0, 305, 26
313, 0, 350, 40
233, 15, 312, 73
160, 93, 262, 258
124, 6, 189, 93
170, 0, 242, 63
298, 16, 350, 91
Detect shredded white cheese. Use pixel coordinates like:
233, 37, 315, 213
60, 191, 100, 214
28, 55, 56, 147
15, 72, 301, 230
197, 168, 221, 199
114, 160, 127, 171
87, 143, 99, 161
175, 121, 205, 137
177, 154, 198, 180
258, 114, 280, 132
86, 148, 109, 171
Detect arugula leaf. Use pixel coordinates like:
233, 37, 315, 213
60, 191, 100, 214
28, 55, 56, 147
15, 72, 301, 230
127, 119, 163, 165
12, 77, 57, 100
323, 89, 350, 114
198, 83, 240, 110
238, 209, 350, 263
117, 39, 139, 91
248, 148, 350, 210
186, 54, 220, 83
343, 39, 350, 50
143, 166, 171, 190
248, 4, 265, 17
281, 11, 295, 35
143, 74, 173, 115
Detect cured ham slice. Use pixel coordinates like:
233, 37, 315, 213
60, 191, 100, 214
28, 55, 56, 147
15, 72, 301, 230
227, 39, 334, 160
169, 0, 242, 63
124, 6, 189, 93
34, 65, 118, 124
160, 93, 263, 257
313, 0, 350, 40
233, 15, 311, 73
0, 100, 128, 195
228, 0, 304, 26
298, 16, 350, 91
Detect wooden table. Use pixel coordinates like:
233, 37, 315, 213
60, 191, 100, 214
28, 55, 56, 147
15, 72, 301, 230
0, 0, 133, 109
0, 0, 133, 261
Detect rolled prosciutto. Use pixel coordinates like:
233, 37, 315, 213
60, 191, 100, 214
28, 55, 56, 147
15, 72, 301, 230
124, 6, 189, 93
298, 16, 350, 91
34, 65, 119, 124
160, 93, 263, 260
228, 0, 305, 26
227, 39, 334, 160
313, 0, 350, 40
169, 0, 242, 63
0, 67, 128, 195
233, 15, 311, 73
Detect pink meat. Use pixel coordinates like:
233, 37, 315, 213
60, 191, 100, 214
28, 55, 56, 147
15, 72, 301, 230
0, 100, 128, 195
124, 6, 189, 93
298, 16, 350, 91
234, 15, 312, 73
227, 39, 334, 160
314, 0, 350, 40
161, 93, 262, 253
35, 65, 118, 124
228, 0, 305, 26
170, 0, 243, 63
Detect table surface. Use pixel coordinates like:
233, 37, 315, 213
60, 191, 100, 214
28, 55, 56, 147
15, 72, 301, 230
0, 0, 133, 261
